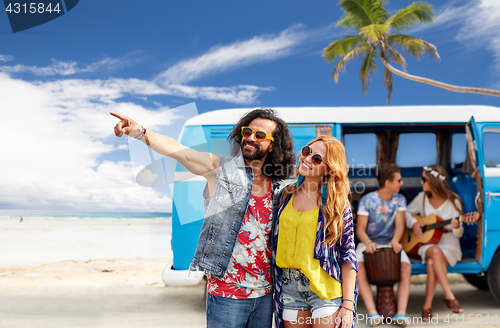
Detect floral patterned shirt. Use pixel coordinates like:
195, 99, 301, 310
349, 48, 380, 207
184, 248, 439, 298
207, 178, 273, 299
358, 191, 406, 245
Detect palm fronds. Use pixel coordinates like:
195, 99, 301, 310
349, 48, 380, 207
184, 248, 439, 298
387, 33, 440, 60
332, 42, 372, 82
336, 14, 361, 32
339, 0, 389, 27
360, 23, 388, 42
383, 66, 393, 102
360, 48, 379, 95
323, 35, 364, 63
384, 43, 407, 72
386, 1, 433, 31
324, 0, 500, 100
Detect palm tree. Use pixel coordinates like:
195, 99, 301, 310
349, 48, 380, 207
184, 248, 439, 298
323, 0, 500, 102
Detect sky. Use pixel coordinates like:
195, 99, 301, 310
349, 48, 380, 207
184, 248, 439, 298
1, 0, 499, 213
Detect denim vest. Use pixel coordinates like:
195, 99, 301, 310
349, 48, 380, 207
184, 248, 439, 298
190, 155, 287, 278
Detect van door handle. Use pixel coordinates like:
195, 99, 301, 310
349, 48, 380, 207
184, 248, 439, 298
486, 192, 500, 207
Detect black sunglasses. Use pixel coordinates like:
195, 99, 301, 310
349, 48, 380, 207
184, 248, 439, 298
421, 176, 427, 183
301, 146, 323, 165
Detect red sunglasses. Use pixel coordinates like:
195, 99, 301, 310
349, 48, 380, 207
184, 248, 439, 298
301, 146, 323, 165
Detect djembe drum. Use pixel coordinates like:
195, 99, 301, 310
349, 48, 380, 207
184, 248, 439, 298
363, 246, 401, 318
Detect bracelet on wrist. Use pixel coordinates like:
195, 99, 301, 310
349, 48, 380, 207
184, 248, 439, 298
341, 304, 353, 312
133, 126, 150, 146
343, 299, 354, 303
133, 126, 145, 140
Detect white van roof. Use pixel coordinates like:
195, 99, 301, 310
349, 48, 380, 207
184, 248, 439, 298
185, 105, 500, 126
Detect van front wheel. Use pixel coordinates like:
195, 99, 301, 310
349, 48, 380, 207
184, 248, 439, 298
487, 250, 500, 304
463, 273, 489, 291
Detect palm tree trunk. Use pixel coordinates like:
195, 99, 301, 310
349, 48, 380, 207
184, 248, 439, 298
380, 57, 500, 97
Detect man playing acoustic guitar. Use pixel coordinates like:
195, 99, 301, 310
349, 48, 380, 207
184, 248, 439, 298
355, 164, 412, 327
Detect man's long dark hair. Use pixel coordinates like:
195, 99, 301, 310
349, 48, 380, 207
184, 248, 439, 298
228, 108, 295, 180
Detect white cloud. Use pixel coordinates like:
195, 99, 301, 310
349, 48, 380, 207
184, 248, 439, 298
0, 72, 173, 212
152, 23, 338, 101
164, 84, 273, 104
0, 24, 339, 105
457, 0, 500, 39
433, 3, 470, 27
155, 23, 339, 86
155, 24, 305, 85
456, 0, 500, 73
0, 52, 272, 104
0, 55, 14, 62
0, 57, 125, 76
0, 23, 341, 211
0, 51, 145, 76
402, 0, 500, 84
416, 0, 500, 74
0, 71, 259, 211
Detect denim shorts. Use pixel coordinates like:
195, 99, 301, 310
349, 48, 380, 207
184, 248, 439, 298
281, 268, 342, 318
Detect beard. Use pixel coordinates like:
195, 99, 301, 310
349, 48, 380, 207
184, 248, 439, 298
241, 140, 269, 160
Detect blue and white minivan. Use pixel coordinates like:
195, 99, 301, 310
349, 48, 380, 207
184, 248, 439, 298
164, 105, 500, 303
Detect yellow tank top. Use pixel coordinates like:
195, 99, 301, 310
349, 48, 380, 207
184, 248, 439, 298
276, 193, 342, 300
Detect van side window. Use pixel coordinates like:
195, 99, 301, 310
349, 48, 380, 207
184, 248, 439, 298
396, 133, 437, 167
484, 128, 500, 167
451, 133, 467, 169
344, 133, 377, 173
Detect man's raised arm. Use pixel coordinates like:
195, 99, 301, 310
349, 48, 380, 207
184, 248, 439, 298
111, 112, 219, 178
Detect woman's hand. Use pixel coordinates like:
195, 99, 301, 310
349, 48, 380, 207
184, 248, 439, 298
451, 218, 460, 229
334, 305, 353, 328
412, 222, 424, 238
110, 112, 143, 138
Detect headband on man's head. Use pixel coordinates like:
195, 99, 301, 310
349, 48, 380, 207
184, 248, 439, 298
423, 166, 446, 181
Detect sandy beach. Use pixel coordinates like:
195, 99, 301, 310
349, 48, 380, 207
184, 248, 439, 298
1, 261, 499, 328
1, 215, 499, 328
0, 257, 207, 328
0, 214, 207, 328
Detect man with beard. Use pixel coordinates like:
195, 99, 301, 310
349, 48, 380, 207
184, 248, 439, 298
111, 108, 295, 328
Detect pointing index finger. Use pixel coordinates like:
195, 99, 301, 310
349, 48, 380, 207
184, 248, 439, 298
110, 112, 126, 120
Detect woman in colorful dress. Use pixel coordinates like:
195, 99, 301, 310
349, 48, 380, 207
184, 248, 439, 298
272, 136, 358, 328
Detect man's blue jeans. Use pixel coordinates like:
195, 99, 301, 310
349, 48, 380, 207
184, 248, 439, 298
206, 292, 273, 328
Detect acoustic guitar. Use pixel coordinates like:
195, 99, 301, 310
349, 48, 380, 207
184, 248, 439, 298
400, 213, 479, 256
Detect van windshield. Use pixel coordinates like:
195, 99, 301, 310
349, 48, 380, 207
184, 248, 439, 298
344, 133, 377, 170
396, 133, 437, 167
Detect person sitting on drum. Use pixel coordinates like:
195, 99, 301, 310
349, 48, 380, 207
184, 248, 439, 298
356, 163, 412, 327
406, 165, 470, 321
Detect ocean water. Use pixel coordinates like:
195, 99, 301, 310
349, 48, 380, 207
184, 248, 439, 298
0, 210, 171, 219
0, 212, 173, 267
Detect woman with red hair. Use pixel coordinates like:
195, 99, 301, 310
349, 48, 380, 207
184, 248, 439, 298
272, 136, 358, 328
